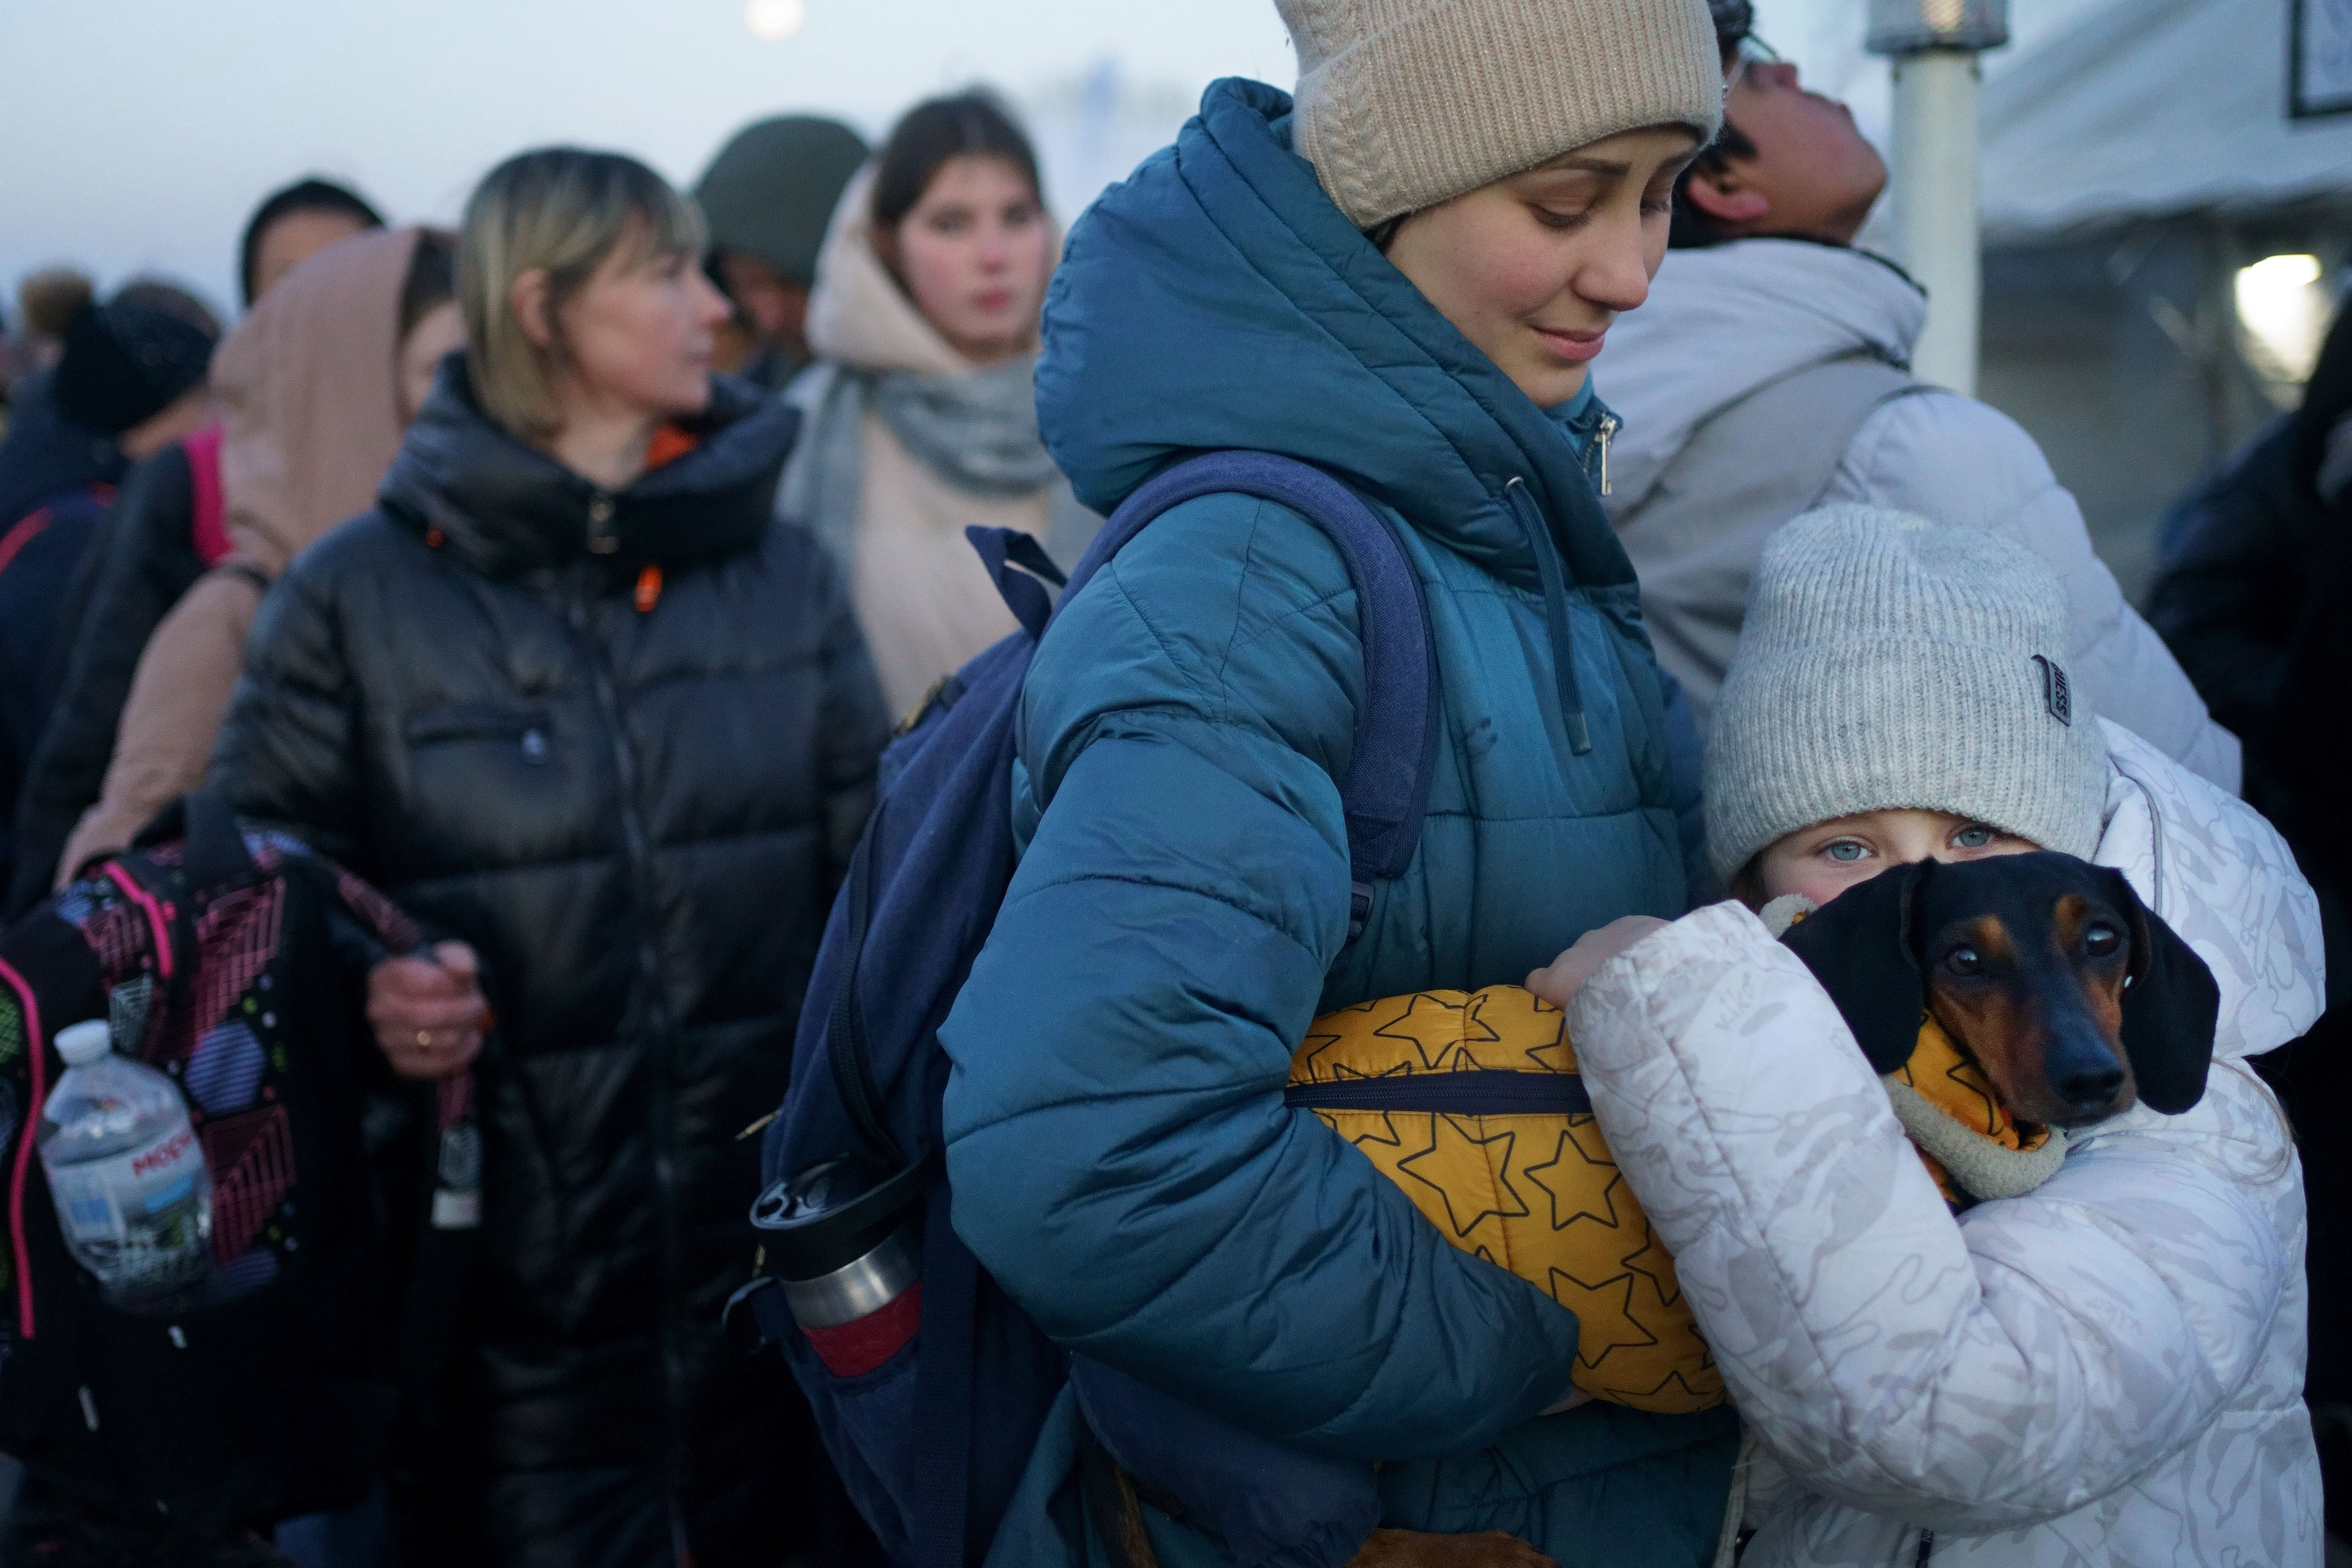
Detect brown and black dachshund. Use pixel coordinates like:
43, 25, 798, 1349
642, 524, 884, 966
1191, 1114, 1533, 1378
1781, 851, 2223, 1127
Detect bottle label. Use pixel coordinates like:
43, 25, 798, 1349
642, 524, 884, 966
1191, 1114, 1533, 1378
48, 1127, 203, 1245
430, 1189, 480, 1230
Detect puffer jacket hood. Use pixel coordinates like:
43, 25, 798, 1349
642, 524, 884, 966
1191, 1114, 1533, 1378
1597, 239, 1923, 515
382, 356, 797, 579
1568, 721, 2323, 1565
1039, 77, 1634, 595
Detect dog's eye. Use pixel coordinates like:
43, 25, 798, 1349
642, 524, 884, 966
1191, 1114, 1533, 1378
2084, 923, 2122, 959
1944, 945, 1984, 977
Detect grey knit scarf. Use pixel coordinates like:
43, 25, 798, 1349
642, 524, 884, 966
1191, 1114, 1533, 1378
779, 354, 1099, 573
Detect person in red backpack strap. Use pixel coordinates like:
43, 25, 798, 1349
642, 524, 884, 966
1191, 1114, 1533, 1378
0, 281, 218, 900
5, 179, 386, 921
57, 227, 461, 884
206, 147, 891, 1568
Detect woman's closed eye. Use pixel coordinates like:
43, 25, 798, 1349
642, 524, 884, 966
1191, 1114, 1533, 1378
1530, 204, 1595, 232
1642, 168, 1689, 220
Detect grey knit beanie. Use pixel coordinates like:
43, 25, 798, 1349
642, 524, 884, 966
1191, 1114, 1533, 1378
1704, 505, 2109, 883
1276, 0, 1725, 229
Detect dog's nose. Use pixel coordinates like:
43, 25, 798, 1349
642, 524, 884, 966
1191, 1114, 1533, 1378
2057, 1063, 2126, 1112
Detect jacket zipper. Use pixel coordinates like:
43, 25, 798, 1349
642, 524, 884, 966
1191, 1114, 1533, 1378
1503, 478, 1594, 756
1285, 1071, 1592, 1116
586, 492, 619, 555
564, 587, 691, 1537
1596, 414, 1619, 497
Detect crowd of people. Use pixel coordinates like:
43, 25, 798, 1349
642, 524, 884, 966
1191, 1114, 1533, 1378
0, 0, 2336, 1563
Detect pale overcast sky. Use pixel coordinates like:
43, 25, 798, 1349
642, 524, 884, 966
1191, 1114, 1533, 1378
2, 0, 2109, 317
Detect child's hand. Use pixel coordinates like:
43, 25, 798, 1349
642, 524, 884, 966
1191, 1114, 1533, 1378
1525, 916, 1669, 1009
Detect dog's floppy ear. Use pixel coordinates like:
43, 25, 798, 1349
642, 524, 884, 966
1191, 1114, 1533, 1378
2095, 865, 2219, 1114
1778, 860, 1933, 1074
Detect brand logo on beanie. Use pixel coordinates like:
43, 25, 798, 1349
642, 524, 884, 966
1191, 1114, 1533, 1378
2032, 655, 2072, 726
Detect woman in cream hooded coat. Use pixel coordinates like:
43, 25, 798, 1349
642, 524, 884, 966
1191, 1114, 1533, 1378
57, 225, 461, 875
777, 91, 1095, 718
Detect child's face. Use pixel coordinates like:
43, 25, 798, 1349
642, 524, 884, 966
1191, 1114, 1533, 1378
1755, 808, 2040, 909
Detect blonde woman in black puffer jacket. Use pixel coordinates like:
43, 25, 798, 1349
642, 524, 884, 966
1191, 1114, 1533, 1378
209, 147, 890, 1568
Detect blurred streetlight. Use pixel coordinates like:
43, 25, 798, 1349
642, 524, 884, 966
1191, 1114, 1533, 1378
2237, 253, 2332, 395
1866, 0, 2009, 55
1866, 0, 2010, 395
745, 0, 805, 41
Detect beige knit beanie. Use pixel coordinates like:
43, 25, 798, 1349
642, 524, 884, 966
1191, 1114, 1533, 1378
1704, 506, 2110, 883
1278, 0, 1725, 229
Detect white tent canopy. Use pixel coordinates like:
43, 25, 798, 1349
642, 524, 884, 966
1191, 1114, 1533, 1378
1982, 0, 2352, 247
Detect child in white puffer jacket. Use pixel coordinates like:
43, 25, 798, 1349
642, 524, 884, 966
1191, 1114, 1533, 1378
1540, 505, 2323, 1566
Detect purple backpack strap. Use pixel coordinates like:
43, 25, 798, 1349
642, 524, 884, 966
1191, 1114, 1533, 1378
1054, 450, 1439, 903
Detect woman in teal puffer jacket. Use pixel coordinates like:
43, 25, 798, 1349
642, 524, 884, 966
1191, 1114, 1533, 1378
940, 2, 1732, 1563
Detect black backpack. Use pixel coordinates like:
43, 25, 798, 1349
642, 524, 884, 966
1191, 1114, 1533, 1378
0, 791, 477, 1536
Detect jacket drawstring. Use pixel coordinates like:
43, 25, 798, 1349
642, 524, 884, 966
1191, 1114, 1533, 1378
1711, 1422, 1754, 1568
1505, 477, 1593, 756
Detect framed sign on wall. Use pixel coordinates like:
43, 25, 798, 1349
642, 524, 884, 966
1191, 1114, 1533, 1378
2295, 0, 2352, 117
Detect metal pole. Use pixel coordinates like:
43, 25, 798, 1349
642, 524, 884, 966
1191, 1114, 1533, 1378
1867, 0, 2009, 396
1889, 50, 1984, 394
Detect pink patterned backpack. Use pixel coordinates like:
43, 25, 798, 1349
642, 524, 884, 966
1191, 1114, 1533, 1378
0, 790, 478, 1535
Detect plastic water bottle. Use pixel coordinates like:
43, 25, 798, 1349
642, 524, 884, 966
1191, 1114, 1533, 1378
38, 1020, 213, 1308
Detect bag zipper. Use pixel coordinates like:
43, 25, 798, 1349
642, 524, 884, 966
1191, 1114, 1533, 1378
1285, 1070, 1591, 1117
101, 862, 175, 983
829, 823, 902, 1166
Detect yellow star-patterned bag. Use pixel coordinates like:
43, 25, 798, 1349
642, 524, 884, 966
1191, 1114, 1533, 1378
1287, 985, 1723, 1414
1289, 984, 2069, 1416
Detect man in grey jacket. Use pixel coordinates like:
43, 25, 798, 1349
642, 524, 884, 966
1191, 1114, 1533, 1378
1601, 1, 2240, 790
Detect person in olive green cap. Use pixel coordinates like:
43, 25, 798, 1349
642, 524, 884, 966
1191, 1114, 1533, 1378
695, 114, 870, 389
